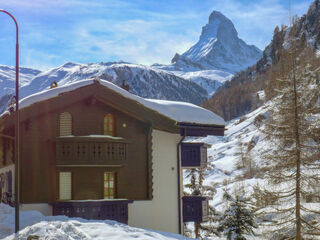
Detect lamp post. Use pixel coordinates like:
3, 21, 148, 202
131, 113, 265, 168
0, 9, 20, 233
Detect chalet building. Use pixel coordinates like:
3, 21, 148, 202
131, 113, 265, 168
0, 78, 225, 234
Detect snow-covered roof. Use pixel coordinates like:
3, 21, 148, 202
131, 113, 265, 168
2, 78, 225, 126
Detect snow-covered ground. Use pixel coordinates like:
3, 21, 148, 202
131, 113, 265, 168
171, 70, 233, 96
0, 204, 193, 240
188, 102, 269, 207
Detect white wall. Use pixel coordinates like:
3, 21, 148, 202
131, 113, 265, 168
20, 203, 52, 216
128, 129, 182, 233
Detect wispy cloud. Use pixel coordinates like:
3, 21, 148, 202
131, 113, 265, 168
72, 18, 195, 65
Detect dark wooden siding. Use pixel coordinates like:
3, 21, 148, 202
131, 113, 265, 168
20, 97, 150, 203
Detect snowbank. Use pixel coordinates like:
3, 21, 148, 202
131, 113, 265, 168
0, 204, 193, 240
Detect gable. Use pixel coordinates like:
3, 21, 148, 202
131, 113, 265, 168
1, 82, 179, 133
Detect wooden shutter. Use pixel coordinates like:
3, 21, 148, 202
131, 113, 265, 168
59, 172, 72, 200
60, 112, 72, 136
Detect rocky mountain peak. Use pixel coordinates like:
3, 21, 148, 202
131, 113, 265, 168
175, 10, 261, 73
202, 11, 238, 41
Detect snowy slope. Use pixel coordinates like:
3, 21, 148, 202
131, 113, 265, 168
0, 65, 41, 98
173, 70, 233, 96
0, 204, 193, 240
187, 102, 269, 209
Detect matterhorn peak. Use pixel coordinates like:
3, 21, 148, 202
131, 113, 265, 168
175, 10, 262, 73
202, 11, 238, 41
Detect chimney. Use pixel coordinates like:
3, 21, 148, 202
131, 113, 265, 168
121, 80, 130, 92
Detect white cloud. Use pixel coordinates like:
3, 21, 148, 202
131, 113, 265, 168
71, 19, 196, 65
4, 0, 314, 69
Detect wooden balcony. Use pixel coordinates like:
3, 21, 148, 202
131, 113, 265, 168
181, 142, 210, 168
182, 196, 209, 222
52, 199, 133, 224
56, 135, 128, 166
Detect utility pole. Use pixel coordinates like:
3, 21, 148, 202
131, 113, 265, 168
0, 9, 20, 233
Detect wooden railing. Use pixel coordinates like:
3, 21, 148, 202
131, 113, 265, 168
56, 136, 127, 165
52, 199, 133, 224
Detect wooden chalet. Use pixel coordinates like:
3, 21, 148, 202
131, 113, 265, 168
0, 78, 225, 234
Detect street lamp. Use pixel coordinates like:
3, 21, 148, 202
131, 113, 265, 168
0, 9, 20, 233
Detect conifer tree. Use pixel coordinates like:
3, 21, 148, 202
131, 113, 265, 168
260, 48, 320, 239
218, 191, 257, 240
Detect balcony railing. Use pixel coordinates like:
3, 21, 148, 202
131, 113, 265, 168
56, 136, 128, 166
52, 199, 133, 224
182, 196, 209, 222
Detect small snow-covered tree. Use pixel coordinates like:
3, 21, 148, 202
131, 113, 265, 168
235, 137, 256, 179
218, 191, 257, 240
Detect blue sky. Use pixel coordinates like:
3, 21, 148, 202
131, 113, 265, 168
0, 0, 314, 70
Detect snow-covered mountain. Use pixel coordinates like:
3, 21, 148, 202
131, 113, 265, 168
180, 11, 262, 73
0, 65, 41, 97
205, 0, 320, 121
0, 65, 41, 114
153, 11, 262, 96
21, 62, 208, 104
0, 62, 209, 113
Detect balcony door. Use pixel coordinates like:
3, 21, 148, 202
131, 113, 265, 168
59, 172, 72, 200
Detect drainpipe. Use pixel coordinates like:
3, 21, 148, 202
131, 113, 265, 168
177, 127, 186, 234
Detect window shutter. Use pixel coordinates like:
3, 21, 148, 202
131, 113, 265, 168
60, 112, 72, 136
59, 172, 72, 200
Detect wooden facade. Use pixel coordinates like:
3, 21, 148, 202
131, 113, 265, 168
0, 83, 171, 204
19, 99, 153, 203
0, 81, 225, 230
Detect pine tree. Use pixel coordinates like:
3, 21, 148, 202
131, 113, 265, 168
218, 191, 257, 240
260, 47, 320, 239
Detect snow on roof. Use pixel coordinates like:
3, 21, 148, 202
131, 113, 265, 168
1, 78, 225, 126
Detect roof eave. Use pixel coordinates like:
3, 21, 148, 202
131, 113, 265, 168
178, 122, 225, 137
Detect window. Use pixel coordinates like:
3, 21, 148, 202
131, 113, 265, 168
104, 114, 115, 136
5, 140, 13, 165
0, 138, 3, 167
104, 172, 116, 199
59, 172, 72, 200
59, 112, 72, 136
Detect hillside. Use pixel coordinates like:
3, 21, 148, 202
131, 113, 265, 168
203, 0, 320, 120
0, 65, 40, 96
